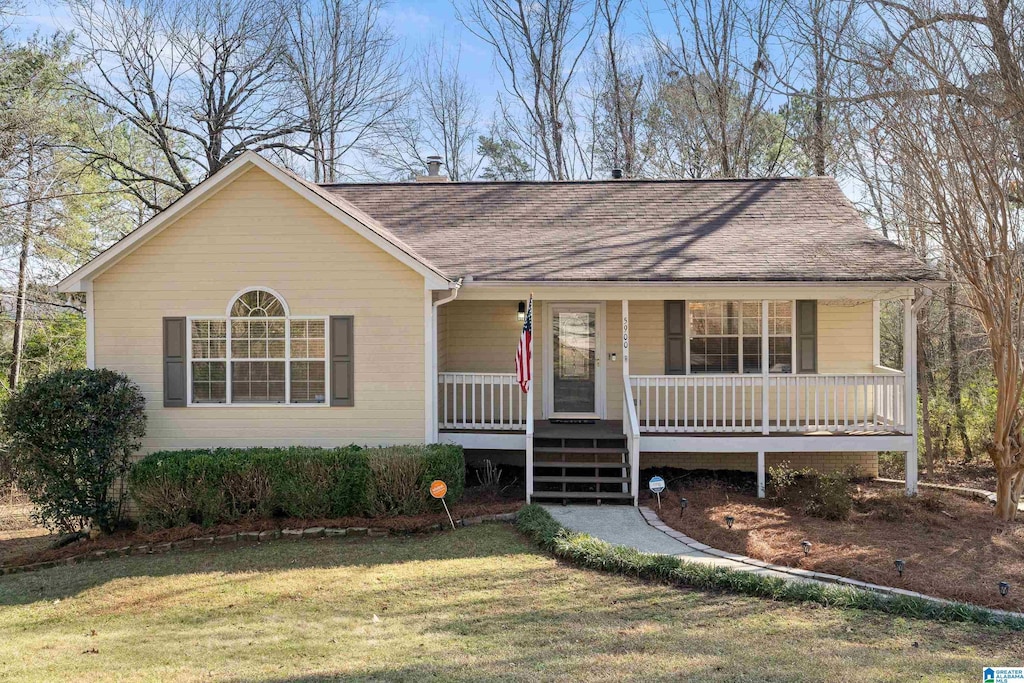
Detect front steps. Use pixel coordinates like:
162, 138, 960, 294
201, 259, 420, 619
530, 430, 633, 504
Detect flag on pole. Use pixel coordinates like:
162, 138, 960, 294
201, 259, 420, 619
515, 295, 533, 394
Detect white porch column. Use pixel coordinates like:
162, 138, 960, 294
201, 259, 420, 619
903, 296, 918, 496
424, 284, 437, 443
761, 299, 769, 435
526, 300, 535, 503
757, 451, 766, 498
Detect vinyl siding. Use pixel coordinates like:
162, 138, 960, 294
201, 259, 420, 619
93, 165, 427, 454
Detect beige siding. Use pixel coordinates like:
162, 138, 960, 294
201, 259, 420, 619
818, 300, 874, 373
93, 166, 427, 453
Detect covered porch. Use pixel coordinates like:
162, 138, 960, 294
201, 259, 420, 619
430, 285, 921, 504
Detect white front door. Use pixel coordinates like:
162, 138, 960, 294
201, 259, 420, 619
545, 302, 605, 419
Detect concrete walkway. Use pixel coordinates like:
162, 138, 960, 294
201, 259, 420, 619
542, 504, 809, 583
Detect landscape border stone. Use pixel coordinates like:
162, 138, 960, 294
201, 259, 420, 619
0, 512, 520, 576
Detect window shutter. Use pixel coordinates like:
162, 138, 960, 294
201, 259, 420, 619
665, 301, 687, 374
163, 317, 187, 407
796, 300, 817, 374
330, 316, 354, 406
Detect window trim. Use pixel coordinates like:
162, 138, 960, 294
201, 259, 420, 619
186, 290, 331, 408
686, 300, 797, 376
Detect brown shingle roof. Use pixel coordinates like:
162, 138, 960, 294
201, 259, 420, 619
320, 177, 939, 283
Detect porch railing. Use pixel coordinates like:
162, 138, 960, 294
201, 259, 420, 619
438, 372, 526, 430
629, 372, 907, 434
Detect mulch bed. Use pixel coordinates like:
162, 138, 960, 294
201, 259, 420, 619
642, 479, 1024, 611
1, 491, 523, 569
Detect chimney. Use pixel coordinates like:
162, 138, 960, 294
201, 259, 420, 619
417, 155, 449, 182
611, 168, 623, 179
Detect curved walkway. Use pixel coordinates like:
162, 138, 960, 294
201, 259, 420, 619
542, 504, 1024, 620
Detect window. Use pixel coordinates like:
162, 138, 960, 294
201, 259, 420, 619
189, 289, 327, 405
688, 301, 793, 374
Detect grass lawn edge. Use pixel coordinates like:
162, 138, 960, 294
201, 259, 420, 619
514, 503, 1024, 631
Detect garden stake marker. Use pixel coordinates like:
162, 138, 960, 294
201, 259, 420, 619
649, 476, 666, 510
430, 480, 455, 530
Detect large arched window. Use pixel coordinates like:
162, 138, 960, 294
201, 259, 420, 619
189, 288, 327, 405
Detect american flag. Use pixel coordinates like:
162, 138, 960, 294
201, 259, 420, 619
515, 296, 533, 394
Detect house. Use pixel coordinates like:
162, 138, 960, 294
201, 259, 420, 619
57, 152, 941, 505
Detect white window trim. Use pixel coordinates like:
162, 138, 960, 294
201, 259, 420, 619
185, 309, 331, 408
686, 300, 796, 376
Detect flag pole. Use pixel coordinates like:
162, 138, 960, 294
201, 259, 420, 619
526, 292, 534, 504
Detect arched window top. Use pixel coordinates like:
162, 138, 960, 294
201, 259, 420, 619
228, 288, 288, 318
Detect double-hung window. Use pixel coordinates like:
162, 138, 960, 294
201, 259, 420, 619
688, 300, 794, 374
189, 289, 328, 405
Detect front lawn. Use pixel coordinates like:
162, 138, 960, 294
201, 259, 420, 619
0, 524, 1020, 681
645, 479, 1024, 611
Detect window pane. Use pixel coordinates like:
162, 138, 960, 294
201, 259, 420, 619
744, 337, 761, 374
769, 337, 793, 373
232, 361, 286, 403
191, 361, 226, 403
231, 289, 285, 317
290, 361, 326, 404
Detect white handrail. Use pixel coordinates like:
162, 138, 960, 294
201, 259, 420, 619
624, 382, 641, 505
629, 373, 907, 434
438, 372, 525, 430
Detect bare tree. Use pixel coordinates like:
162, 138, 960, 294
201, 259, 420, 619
592, 0, 646, 177
856, 0, 1024, 518
456, 0, 597, 180
281, 0, 404, 183
67, 0, 304, 210
647, 0, 785, 178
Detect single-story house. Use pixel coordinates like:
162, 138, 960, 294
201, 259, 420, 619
58, 152, 941, 505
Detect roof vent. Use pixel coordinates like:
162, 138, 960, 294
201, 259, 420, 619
611, 168, 623, 179
417, 155, 449, 182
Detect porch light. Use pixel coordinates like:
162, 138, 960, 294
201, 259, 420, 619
1000, 581, 1010, 597
679, 497, 689, 511
517, 301, 526, 321
894, 559, 905, 577
725, 515, 735, 529
801, 540, 812, 556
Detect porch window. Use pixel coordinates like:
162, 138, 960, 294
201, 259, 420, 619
189, 289, 328, 405
688, 301, 793, 374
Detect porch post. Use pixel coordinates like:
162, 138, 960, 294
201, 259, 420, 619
526, 300, 535, 503
757, 451, 766, 498
903, 296, 918, 496
622, 300, 631, 496
761, 300, 769, 435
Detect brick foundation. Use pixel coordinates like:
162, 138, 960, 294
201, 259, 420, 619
640, 451, 879, 477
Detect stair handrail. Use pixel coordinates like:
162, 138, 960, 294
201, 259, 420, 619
623, 382, 641, 505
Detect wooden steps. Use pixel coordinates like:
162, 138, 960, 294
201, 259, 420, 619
530, 424, 633, 504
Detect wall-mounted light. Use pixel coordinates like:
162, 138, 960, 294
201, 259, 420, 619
517, 301, 526, 321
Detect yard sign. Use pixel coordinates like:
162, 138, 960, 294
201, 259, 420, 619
430, 480, 456, 530
649, 476, 666, 509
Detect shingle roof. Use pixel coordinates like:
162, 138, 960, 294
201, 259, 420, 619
320, 177, 939, 283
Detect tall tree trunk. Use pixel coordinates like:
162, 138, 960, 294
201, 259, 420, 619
945, 281, 973, 461
10, 146, 34, 391
917, 307, 933, 477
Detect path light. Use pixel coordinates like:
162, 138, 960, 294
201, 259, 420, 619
725, 515, 735, 529
894, 559, 905, 577
679, 497, 689, 511
1000, 581, 1010, 597
801, 540, 812, 556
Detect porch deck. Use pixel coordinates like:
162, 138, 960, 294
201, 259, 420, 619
439, 419, 906, 438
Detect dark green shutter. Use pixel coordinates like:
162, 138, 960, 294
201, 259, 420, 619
163, 317, 187, 407
330, 316, 354, 406
796, 300, 817, 374
665, 301, 687, 374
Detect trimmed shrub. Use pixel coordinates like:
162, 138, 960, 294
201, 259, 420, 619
129, 443, 464, 528
364, 444, 466, 516
2, 368, 146, 533
767, 462, 854, 521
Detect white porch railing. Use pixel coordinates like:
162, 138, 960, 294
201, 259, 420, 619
629, 372, 907, 434
438, 372, 526, 430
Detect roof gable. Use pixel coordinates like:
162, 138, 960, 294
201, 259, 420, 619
58, 152, 452, 293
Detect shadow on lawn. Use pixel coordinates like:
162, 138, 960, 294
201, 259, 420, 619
0, 525, 520, 607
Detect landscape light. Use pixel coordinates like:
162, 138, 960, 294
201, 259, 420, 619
680, 497, 689, 511
894, 559, 905, 577
801, 540, 812, 556
725, 515, 735, 529
1000, 581, 1010, 597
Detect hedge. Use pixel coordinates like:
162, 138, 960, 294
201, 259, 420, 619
130, 444, 465, 529
515, 504, 1024, 630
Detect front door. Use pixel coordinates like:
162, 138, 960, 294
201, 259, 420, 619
546, 303, 604, 418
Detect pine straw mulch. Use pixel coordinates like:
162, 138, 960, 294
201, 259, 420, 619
643, 480, 1024, 612
1, 492, 523, 569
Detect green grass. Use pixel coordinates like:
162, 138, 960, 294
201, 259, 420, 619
0, 525, 1020, 682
